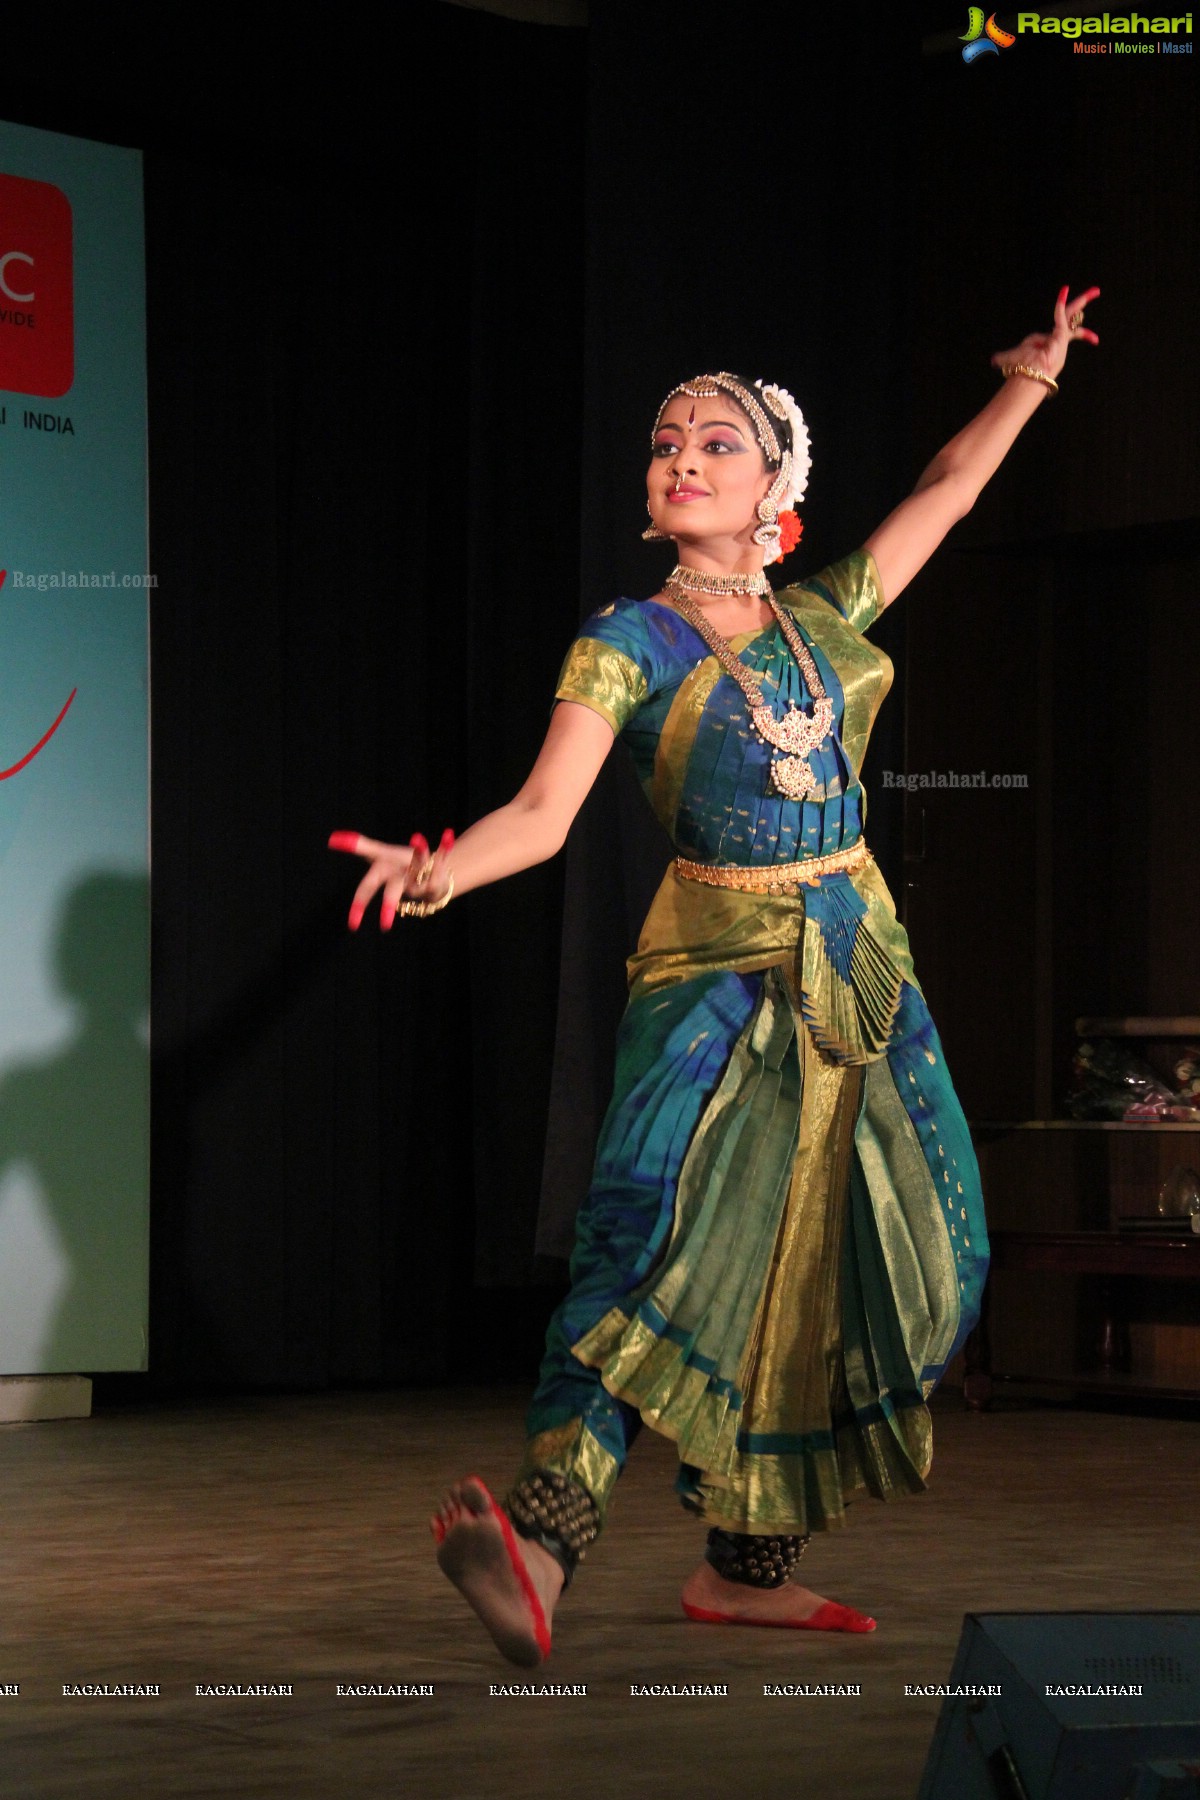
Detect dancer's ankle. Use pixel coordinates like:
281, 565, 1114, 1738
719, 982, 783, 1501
504, 1471, 600, 1591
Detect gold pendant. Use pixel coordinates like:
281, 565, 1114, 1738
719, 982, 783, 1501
770, 754, 817, 801
752, 695, 833, 803
751, 698, 833, 763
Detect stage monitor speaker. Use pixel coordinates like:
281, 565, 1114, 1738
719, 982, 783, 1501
917, 1613, 1200, 1800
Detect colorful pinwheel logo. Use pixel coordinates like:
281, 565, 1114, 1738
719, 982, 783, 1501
961, 8, 1016, 61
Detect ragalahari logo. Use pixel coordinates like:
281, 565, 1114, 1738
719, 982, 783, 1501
0, 172, 74, 399
961, 7, 1017, 59
0, 571, 77, 778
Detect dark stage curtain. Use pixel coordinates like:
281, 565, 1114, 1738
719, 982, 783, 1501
144, 9, 590, 1388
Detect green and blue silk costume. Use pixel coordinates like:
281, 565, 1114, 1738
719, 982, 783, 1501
522, 549, 989, 1537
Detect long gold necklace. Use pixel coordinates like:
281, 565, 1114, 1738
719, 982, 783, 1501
663, 568, 834, 802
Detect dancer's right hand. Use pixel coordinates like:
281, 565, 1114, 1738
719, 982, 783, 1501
328, 828, 455, 931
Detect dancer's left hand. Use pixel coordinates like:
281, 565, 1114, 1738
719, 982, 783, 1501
989, 284, 1101, 385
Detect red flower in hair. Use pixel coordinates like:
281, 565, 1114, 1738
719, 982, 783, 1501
777, 510, 803, 556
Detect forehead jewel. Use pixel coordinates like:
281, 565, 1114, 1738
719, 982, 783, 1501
652, 372, 783, 462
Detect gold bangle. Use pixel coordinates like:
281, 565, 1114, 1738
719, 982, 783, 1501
398, 873, 454, 919
999, 362, 1059, 396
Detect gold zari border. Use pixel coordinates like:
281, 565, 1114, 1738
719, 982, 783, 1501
516, 1420, 622, 1516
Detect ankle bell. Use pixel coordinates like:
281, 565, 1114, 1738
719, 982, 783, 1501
704, 1527, 809, 1589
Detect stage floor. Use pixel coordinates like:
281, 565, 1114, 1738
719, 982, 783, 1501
2, 1387, 1198, 1799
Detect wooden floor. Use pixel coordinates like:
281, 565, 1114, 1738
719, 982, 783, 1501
2, 1388, 1199, 1800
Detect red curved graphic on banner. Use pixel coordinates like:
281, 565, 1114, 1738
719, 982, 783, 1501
0, 567, 77, 779
0, 686, 78, 779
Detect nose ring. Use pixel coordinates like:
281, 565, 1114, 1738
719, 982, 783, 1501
674, 473, 683, 492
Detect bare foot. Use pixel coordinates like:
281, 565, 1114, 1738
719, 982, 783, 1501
680, 1559, 876, 1632
431, 1476, 565, 1667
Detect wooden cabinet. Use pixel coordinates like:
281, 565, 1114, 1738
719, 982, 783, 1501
967, 1121, 1200, 1403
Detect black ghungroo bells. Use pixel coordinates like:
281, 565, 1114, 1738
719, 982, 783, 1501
504, 1470, 600, 1588
704, 1527, 809, 1589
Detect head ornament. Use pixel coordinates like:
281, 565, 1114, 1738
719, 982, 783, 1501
647, 372, 811, 563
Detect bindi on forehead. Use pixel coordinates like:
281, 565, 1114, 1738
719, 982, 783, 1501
658, 395, 748, 436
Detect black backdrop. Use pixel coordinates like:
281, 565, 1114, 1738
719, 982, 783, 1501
1, 2, 1191, 1397
142, 8, 589, 1388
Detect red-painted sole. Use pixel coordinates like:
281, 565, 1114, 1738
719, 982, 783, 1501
682, 1598, 876, 1633
434, 1476, 552, 1663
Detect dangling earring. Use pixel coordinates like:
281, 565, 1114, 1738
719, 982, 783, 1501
642, 501, 668, 543
752, 498, 780, 555
755, 507, 784, 547
752, 453, 792, 554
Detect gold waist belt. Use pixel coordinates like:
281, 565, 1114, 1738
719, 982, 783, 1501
674, 841, 871, 895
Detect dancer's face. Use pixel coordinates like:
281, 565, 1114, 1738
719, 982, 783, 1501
646, 392, 776, 547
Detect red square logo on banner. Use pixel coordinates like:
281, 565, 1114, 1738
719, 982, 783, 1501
0, 172, 73, 399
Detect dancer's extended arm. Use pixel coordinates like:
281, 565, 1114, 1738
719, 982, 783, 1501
329, 697, 615, 928
864, 284, 1100, 609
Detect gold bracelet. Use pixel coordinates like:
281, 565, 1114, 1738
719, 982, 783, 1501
999, 362, 1058, 396
398, 873, 454, 918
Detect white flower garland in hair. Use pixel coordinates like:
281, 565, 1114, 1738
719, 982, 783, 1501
756, 381, 812, 509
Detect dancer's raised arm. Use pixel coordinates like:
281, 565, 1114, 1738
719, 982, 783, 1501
865, 284, 1100, 609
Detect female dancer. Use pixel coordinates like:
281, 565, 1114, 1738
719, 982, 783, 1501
331, 285, 1099, 1667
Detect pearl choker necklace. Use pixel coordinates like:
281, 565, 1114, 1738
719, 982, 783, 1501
667, 563, 771, 598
